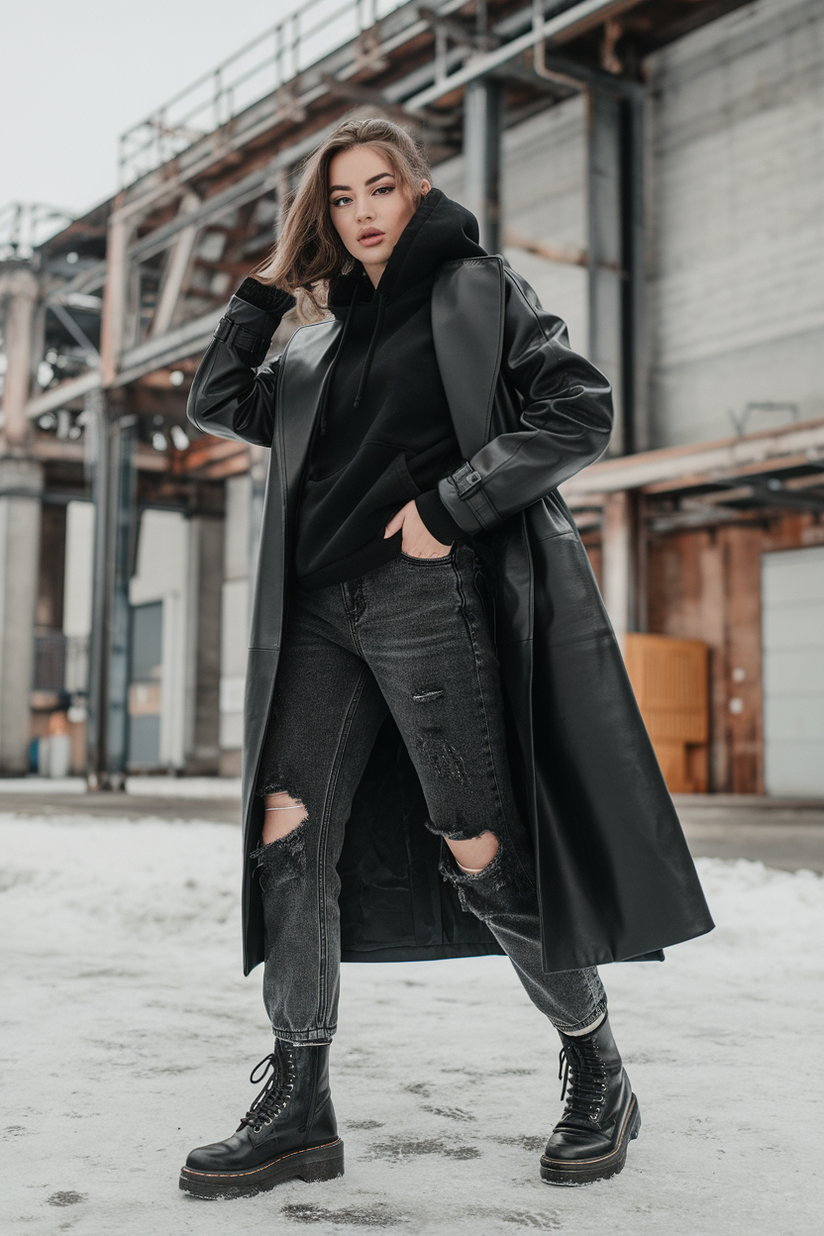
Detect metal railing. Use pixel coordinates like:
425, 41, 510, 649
0, 203, 75, 261
118, 0, 411, 188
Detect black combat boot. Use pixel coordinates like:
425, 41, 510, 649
540, 1016, 640, 1185
179, 1040, 343, 1199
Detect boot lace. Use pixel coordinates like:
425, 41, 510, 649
238, 1044, 296, 1133
558, 1039, 609, 1124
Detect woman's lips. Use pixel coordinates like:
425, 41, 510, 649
358, 231, 385, 247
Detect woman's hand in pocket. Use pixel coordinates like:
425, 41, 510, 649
384, 500, 452, 559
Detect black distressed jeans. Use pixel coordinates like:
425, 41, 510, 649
255, 543, 607, 1042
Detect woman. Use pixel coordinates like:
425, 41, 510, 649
180, 118, 712, 1200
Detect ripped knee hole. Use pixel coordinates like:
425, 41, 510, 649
445, 831, 499, 874
262, 791, 308, 844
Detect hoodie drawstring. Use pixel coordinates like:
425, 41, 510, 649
319, 281, 360, 436
353, 292, 385, 410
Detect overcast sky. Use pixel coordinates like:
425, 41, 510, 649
0, 1, 297, 218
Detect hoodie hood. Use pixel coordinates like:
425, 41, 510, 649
323, 189, 486, 415
328, 188, 486, 313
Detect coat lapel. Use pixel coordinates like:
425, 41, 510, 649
277, 318, 342, 500
431, 257, 505, 457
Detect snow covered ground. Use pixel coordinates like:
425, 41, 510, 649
1, 813, 822, 1236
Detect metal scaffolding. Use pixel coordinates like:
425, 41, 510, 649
0, 0, 761, 781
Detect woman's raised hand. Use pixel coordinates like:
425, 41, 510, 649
384, 500, 452, 559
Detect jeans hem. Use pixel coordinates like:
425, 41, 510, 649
551, 999, 608, 1036
272, 1026, 337, 1043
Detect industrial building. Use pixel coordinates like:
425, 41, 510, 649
0, 0, 822, 795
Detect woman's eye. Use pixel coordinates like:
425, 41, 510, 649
331, 196, 351, 208
374, 185, 393, 196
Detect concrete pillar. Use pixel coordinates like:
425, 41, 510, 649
0, 457, 44, 771
463, 78, 503, 254
184, 514, 222, 773
601, 489, 632, 651
86, 390, 137, 787
1, 267, 39, 450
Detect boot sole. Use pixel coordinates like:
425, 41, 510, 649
540, 1095, 641, 1186
179, 1138, 344, 1199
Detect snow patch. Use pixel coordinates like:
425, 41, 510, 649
1, 816, 822, 1235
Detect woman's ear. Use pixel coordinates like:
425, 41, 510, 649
420, 179, 432, 197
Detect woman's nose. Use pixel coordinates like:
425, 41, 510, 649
355, 198, 374, 221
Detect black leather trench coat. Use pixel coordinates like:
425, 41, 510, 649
188, 255, 714, 977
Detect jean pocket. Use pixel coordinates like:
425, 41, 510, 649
399, 547, 454, 563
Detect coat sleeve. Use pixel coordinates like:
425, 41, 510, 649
187, 293, 293, 448
435, 266, 613, 534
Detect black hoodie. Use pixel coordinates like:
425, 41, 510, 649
290, 188, 486, 591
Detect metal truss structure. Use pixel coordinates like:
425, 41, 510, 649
0, 0, 765, 782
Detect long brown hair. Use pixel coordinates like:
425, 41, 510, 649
254, 117, 431, 318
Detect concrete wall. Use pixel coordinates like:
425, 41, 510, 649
130, 509, 189, 769
430, 0, 824, 450
646, 0, 824, 447
433, 95, 589, 355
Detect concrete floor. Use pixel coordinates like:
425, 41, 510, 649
0, 789, 241, 824
673, 794, 824, 874
2, 786, 823, 872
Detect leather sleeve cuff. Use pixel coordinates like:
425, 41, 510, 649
436, 461, 500, 534
213, 290, 296, 367
415, 490, 465, 545
235, 277, 296, 318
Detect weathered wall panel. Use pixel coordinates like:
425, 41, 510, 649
647, 523, 764, 793
646, 508, 824, 793
647, 0, 824, 447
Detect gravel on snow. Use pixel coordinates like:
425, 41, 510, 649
1, 814, 822, 1236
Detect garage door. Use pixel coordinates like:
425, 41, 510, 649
761, 545, 824, 797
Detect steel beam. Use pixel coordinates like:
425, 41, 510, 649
588, 88, 624, 454
587, 86, 646, 458
184, 514, 222, 772
150, 192, 201, 337
463, 78, 502, 254
86, 390, 137, 787
25, 371, 101, 419
47, 303, 101, 365
99, 199, 130, 386
562, 418, 824, 498
405, 0, 638, 111
117, 307, 224, 386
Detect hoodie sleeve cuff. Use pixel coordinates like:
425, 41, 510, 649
415, 490, 466, 545
235, 277, 296, 320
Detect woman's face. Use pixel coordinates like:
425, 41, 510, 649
328, 144, 431, 288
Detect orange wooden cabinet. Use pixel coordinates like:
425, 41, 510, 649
624, 633, 710, 794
